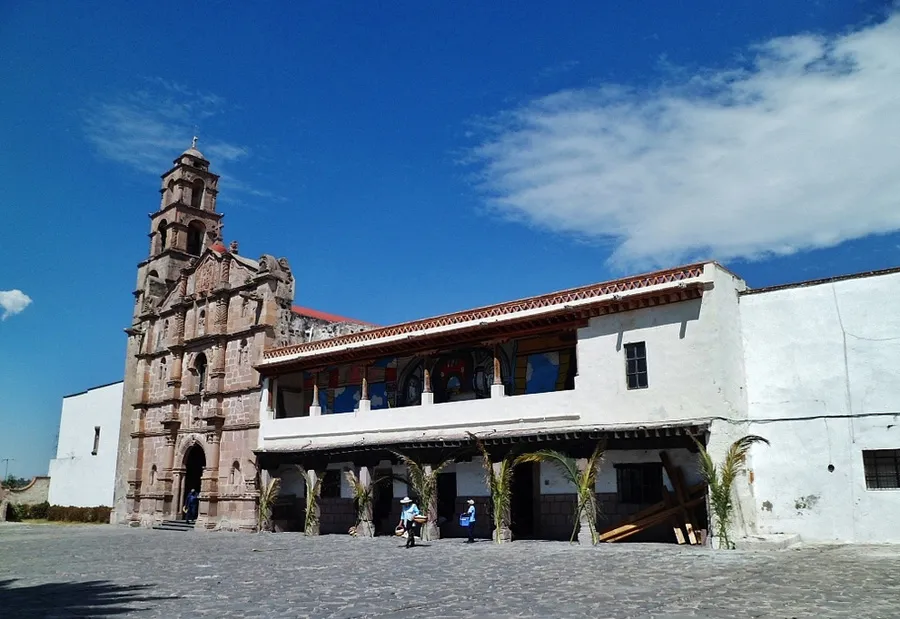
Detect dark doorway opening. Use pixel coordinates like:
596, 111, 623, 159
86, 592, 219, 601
183, 445, 206, 521
511, 462, 538, 539
372, 468, 393, 535
437, 472, 457, 536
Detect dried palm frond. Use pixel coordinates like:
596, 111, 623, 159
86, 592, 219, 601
257, 476, 281, 533
469, 432, 524, 544
296, 466, 323, 536
390, 450, 455, 541
517, 442, 605, 544
694, 434, 769, 549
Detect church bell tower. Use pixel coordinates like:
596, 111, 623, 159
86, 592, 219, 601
134, 138, 223, 317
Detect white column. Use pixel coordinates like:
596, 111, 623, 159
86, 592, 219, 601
309, 382, 322, 416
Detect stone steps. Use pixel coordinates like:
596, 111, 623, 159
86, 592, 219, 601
153, 519, 196, 532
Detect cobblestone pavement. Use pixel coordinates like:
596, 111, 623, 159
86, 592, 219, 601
2, 524, 899, 618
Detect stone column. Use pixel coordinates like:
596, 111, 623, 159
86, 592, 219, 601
209, 341, 226, 393
304, 469, 322, 536
309, 381, 322, 416
172, 469, 184, 519
575, 458, 595, 544
422, 464, 440, 541
174, 310, 186, 346
355, 466, 375, 537
491, 345, 506, 398
357, 365, 371, 412
214, 297, 228, 335
421, 361, 434, 406
492, 461, 512, 543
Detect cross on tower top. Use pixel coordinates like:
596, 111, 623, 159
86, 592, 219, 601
191, 136, 199, 149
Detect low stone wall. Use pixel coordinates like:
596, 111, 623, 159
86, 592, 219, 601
5, 477, 51, 506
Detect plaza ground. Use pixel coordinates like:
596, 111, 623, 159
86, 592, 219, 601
1, 524, 899, 618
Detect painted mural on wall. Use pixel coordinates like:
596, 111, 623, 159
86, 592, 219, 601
278, 333, 578, 417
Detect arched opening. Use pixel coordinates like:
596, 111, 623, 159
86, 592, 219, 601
190, 179, 205, 209
182, 444, 206, 521
229, 461, 241, 486
157, 220, 168, 251
187, 221, 205, 255
150, 464, 158, 486
194, 353, 208, 392
167, 179, 177, 203
159, 357, 167, 380
197, 309, 206, 337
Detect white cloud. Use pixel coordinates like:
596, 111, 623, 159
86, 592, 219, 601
83, 79, 277, 203
470, 13, 900, 268
0, 290, 32, 320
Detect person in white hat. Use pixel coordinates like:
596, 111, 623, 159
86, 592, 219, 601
398, 496, 420, 548
464, 499, 476, 543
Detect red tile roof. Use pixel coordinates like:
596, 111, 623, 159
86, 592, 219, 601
291, 305, 375, 326
263, 263, 707, 364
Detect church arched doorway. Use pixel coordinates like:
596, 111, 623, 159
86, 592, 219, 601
182, 444, 206, 520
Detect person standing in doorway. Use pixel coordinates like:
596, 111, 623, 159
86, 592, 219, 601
184, 489, 199, 523
465, 499, 476, 543
398, 496, 420, 548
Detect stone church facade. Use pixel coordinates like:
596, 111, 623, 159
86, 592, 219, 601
111, 143, 370, 530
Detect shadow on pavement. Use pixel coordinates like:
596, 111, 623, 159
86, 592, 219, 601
0, 578, 173, 617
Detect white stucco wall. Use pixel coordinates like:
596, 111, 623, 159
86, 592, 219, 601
742, 270, 900, 542
48, 381, 124, 507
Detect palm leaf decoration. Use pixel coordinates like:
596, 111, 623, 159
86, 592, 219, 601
390, 450, 456, 541
694, 434, 769, 549
296, 466, 323, 536
517, 442, 605, 544
468, 432, 531, 544
256, 476, 281, 533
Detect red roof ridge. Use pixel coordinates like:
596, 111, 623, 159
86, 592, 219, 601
265, 262, 708, 362
292, 305, 376, 326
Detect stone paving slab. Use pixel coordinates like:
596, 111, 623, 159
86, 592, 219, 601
1, 523, 899, 618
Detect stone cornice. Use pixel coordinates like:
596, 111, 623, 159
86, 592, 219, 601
131, 422, 260, 439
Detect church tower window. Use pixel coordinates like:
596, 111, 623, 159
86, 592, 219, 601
197, 309, 206, 336
191, 179, 205, 209
195, 353, 208, 392
157, 220, 168, 251
187, 221, 205, 255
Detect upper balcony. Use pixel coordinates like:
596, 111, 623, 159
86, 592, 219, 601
255, 262, 716, 453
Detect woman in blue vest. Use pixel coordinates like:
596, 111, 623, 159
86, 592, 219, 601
398, 496, 420, 548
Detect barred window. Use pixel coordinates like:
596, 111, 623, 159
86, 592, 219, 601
616, 463, 663, 504
624, 342, 648, 390
863, 450, 900, 490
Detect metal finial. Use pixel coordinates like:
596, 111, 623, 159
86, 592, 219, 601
191, 136, 199, 149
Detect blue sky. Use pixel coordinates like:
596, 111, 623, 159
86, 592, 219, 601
1, 2, 898, 478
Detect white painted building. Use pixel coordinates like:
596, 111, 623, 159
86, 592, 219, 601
255, 263, 747, 540
48, 381, 124, 507
742, 268, 900, 543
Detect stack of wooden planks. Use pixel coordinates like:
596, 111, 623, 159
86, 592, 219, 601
599, 450, 707, 544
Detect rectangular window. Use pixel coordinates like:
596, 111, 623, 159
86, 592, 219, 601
624, 342, 648, 390
615, 463, 662, 504
321, 469, 341, 498
863, 449, 900, 489
91, 426, 101, 456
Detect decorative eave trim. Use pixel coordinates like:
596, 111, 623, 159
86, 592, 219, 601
257, 263, 708, 371
254, 422, 709, 462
